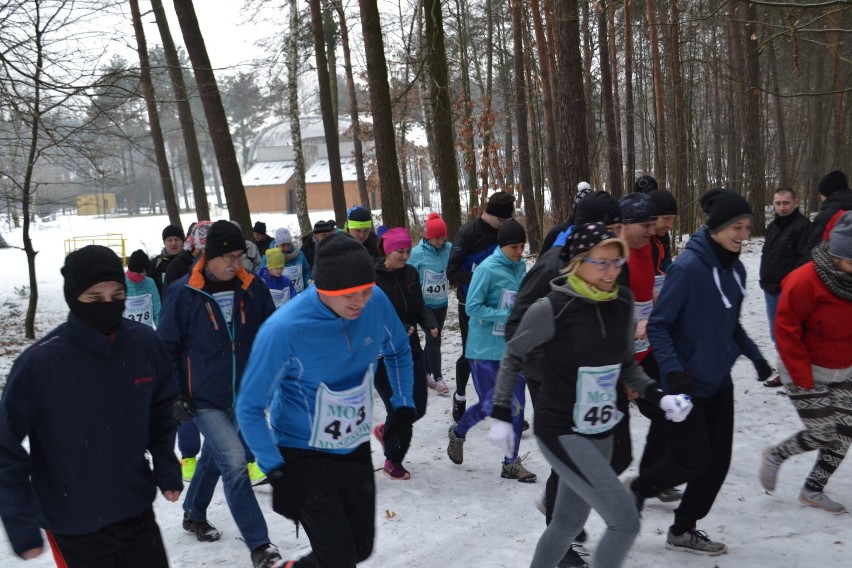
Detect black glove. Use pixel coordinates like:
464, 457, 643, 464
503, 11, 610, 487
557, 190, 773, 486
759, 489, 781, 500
666, 372, 696, 396
754, 359, 774, 382
173, 395, 194, 422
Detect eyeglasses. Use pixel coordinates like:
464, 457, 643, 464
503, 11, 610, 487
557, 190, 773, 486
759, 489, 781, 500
221, 252, 246, 264
581, 257, 626, 271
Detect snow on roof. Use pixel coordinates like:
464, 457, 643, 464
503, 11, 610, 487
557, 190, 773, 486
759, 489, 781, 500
253, 115, 352, 149
305, 158, 361, 184
242, 160, 295, 187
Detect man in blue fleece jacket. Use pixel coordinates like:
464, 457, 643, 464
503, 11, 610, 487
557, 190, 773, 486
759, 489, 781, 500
238, 232, 415, 567
0, 245, 181, 567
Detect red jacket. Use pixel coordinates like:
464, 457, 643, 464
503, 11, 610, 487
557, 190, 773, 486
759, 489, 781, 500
775, 262, 852, 388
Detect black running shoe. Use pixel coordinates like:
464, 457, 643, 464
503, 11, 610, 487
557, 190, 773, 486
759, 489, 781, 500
250, 543, 284, 568
557, 545, 589, 568
452, 393, 467, 423
183, 513, 221, 542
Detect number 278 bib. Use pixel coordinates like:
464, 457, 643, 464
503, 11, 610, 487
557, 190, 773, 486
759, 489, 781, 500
309, 365, 374, 450
572, 363, 623, 435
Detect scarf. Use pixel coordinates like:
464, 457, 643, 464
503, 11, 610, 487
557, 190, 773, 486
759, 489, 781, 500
812, 242, 852, 301
568, 273, 618, 302
126, 270, 145, 284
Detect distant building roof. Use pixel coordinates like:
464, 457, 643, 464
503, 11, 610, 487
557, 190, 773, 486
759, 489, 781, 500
305, 158, 361, 184
242, 160, 295, 187
253, 115, 352, 150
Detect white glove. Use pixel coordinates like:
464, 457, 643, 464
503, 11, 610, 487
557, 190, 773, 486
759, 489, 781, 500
660, 394, 693, 422
488, 420, 515, 457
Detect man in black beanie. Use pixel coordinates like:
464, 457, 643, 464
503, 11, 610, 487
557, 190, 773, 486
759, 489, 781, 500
447, 191, 516, 421
301, 219, 337, 269
150, 223, 186, 297
806, 170, 852, 250
252, 221, 274, 256
648, 189, 679, 286
157, 221, 281, 568
634, 174, 659, 194
0, 245, 181, 566
237, 232, 415, 567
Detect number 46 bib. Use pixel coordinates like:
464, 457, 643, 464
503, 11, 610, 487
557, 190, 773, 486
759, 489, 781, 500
309, 365, 374, 450
573, 363, 624, 435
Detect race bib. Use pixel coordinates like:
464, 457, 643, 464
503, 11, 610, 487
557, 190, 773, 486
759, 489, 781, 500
270, 287, 291, 308
283, 265, 304, 292
493, 289, 517, 336
309, 365, 374, 450
211, 291, 234, 324
422, 269, 448, 301
123, 294, 154, 327
573, 364, 623, 435
633, 299, 654, 354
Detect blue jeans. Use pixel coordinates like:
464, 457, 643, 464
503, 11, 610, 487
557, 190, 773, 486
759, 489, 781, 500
183, 408, 269, 551
764, 291, 780, 346
455, 359, 527, 462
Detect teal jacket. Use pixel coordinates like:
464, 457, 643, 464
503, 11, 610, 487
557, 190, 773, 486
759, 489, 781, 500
408, 238, 452, 309
465, 247, 526, 361
124, 274, 161, 327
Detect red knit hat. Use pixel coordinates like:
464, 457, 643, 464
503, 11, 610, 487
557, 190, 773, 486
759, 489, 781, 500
425, 213, 447, 239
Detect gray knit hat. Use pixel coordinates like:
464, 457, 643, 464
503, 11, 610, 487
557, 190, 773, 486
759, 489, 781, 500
828, 211, 852, 261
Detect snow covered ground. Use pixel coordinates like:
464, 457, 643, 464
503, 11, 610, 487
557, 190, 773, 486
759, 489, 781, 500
1, 212, 849, 567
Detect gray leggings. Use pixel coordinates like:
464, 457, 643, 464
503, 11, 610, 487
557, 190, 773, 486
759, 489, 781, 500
533, 433, 640, 568
775, 363, 852, 492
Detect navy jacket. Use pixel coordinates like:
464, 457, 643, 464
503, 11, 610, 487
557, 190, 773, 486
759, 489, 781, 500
157, 257, 276, 411
648, 228, 763, 397
0, 315, 180, 555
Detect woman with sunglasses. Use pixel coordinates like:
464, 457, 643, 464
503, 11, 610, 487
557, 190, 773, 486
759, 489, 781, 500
488, 222, 692, 568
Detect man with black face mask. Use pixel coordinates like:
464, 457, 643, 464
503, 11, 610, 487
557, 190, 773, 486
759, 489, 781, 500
0, 245, 182, 567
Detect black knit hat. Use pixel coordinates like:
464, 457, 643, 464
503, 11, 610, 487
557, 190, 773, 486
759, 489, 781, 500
252, 221, 267, 235
486, 191, 516, 220
314, 232, 376, 295
127, 249, 150, 274
62, 245, 126, 302
313, 220, 334, 234
567, 222, 626, 260
649, 189, 679, 215
498, 218, 527, 246
205, 220, 247, 260
817, 170, 849, 197
575, 191, 623, 227
634, 175, 659, 194
700, 188, 753, 232
347, 206, 372, 223
162, 224, 185, 242
619, 192, 659, 224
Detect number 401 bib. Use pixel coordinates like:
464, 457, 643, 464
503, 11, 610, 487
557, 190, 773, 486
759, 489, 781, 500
309, 365, 374, 450
573, 363, 624, 435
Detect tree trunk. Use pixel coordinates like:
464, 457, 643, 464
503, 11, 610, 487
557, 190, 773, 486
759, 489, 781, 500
322, 0, 338, 121
512, 0, 540, 252
424, 0, 462, 235
289, 0, 310, 235
554, 0, 589, 220
358, 0, 406, 228
309, 0, 348, 225
151, 0, 208, 224
478, 0, 495, 194
454, 0, 478, 211
741, 1, 764, 232
172, 0, 251, 235
530, 0, 559, 221
646, 0, 667, 185
131, 0, 181, 227
624, 0, 636, 189
668, 0, 689, 211
334, 1, 370, 208
767, 27, 787, 187
597, 1, 624, 197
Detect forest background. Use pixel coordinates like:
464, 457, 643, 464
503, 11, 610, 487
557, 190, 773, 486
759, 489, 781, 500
0, 0, 849, 339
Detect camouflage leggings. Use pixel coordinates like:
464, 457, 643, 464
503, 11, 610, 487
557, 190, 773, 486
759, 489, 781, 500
774, 364, 852, 492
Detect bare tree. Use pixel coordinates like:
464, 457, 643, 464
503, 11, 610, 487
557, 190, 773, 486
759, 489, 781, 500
597, 1, 624, 197
289, 0, 310, 234
171, 0, 251, 234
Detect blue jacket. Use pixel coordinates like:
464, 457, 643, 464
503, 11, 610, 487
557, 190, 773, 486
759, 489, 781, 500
236, 286, 414, 473
408, 238, 452, 309
124, 274, 161, 327
256, 267, 298, 308
465, 247, 526, 361
648, 228, 763, 397
0, 315, 180, 555
157, 257, 276, 410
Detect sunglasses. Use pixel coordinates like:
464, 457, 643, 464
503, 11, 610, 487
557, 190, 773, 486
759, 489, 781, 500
581, 257, 626, 271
